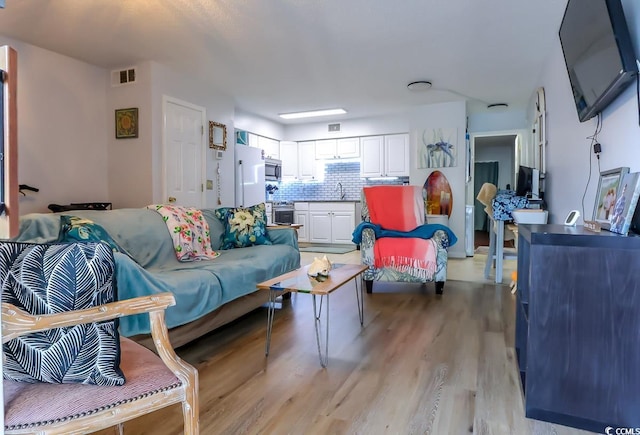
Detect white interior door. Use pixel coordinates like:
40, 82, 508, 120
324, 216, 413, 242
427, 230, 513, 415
163, 97, 206, 207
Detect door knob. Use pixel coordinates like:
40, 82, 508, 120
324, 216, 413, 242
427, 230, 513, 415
168, 197, 177, 203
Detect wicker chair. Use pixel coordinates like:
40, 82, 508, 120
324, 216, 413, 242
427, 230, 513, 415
1, 242, 198, 435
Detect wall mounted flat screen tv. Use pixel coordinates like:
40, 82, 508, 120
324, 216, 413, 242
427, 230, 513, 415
559, 0, 638, 122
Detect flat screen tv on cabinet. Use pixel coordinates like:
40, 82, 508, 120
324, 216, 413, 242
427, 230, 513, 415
559, 0, 638, 122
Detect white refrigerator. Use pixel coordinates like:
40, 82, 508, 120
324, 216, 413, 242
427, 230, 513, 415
235, 145, 266, 207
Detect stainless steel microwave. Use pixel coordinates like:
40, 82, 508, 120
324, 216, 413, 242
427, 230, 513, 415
265, 158, 282, 181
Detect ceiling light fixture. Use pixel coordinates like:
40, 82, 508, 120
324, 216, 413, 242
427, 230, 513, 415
407, 81, 433, 91
487, 103, 509, 109
279, 108, 347, 120
406, 80, 495, 106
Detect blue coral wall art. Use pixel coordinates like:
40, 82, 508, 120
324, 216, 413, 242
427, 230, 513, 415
418, 128, 457, 168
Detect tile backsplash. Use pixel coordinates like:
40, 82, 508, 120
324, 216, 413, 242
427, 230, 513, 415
270, 161, 407, 202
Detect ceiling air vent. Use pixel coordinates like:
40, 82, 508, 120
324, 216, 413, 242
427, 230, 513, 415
111, 67, 137, 87
328, 123, 341, 132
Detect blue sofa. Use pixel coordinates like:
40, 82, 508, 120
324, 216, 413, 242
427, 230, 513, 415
13, 208, 301, 347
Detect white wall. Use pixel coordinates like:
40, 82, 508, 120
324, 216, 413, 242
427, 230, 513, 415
235, 109, 284, 140
0, 35, 109, 215
409, 101, 467, 258
468, 109, 528, 133
538, 0, 640, 224
107, 61, 153, 209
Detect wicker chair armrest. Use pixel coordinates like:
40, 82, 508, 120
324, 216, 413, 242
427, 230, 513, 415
2, 293, 176, 343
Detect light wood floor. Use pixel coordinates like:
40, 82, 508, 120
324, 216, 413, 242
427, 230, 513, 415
98, 252, 592, 435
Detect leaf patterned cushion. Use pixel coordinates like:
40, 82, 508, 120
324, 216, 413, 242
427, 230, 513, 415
0, 242, 125, 386
214, 203, 272, 249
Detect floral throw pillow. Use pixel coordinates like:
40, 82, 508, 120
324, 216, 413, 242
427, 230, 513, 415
215, 203, 272, 249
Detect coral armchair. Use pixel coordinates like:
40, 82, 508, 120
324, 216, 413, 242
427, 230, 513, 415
355, 186, 454, 294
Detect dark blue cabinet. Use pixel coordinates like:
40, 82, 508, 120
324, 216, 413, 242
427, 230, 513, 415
516, 224, 640, 433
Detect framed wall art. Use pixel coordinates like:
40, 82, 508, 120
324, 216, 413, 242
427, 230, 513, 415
418, 128, 457, 168
115, 108, 138, 139
209, 121, 227, 150
593, 166, 629, 227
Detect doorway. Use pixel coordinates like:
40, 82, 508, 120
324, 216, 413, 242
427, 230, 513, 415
474, 161, 499, 231
471, 133, 518, 249
162, 96, 206, 208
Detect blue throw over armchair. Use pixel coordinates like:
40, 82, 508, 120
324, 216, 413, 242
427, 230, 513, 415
354, 186, 455, 295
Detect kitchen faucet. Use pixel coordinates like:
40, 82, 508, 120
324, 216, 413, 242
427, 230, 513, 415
335, 182, 345, 200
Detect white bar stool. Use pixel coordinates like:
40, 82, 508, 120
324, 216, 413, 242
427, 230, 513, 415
484, 216, 517, 283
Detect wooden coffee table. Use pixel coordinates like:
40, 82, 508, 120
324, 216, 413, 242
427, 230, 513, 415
257, 263, 367, 367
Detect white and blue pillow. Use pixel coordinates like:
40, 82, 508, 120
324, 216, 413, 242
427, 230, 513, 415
0, 242, 125, 386
215, 203, 272, 249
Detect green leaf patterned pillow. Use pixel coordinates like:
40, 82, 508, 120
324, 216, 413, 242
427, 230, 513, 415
214, 203, 272, 249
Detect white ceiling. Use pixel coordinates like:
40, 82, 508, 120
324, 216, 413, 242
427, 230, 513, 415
0, 0, 568, 124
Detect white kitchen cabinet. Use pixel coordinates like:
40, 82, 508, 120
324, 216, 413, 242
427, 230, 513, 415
258, 136, 280, 159
308, 202, 355, 244
360, 134, 409, 177
309, 211, 332, 243
280, 141, 298, 180
384, 134, 410, 176
281, 141, 317, 181
336, 137, 360, 158
331, 211, 357, 244
314, 137, 360, 159
314, 139, 336, 160
360, 136, 384, 177
297, 141, 317, 180
294, 202, 309, 242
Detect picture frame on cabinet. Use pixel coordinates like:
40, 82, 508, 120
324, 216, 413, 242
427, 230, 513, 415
608, 171, 640, 236
593, 167, 629, 227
